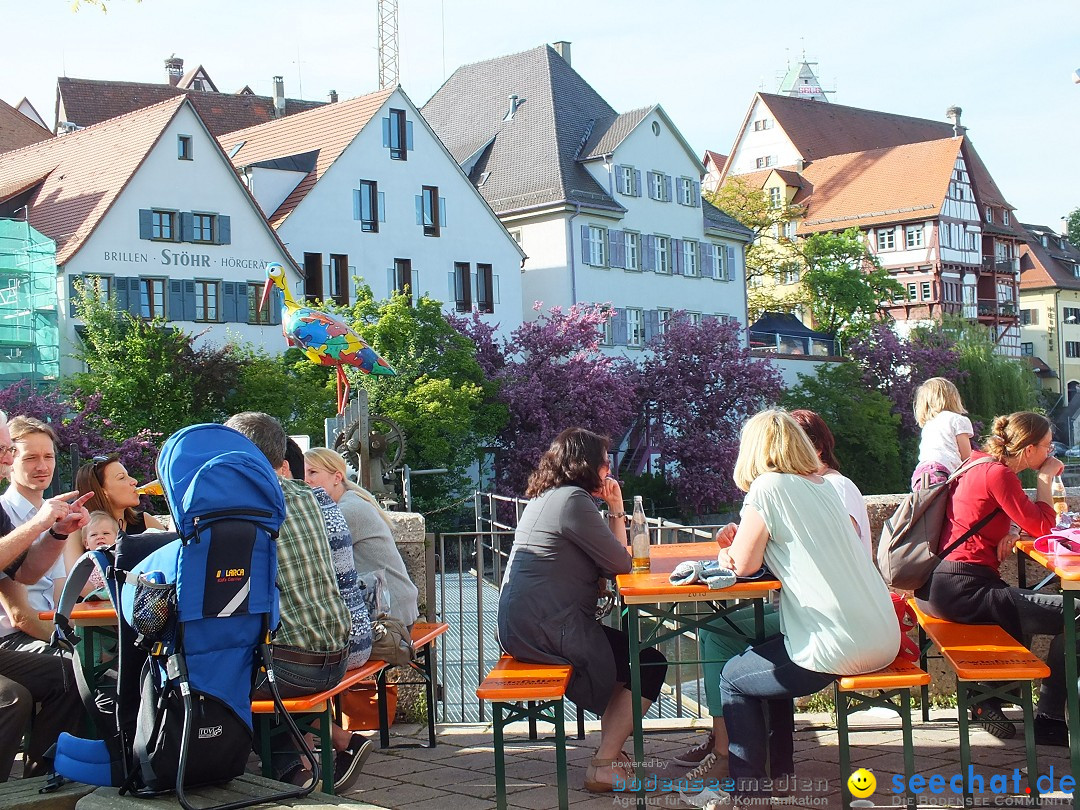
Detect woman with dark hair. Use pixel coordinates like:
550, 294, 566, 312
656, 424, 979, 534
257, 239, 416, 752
919, 411, 1067, 745
497, 427, 668, 793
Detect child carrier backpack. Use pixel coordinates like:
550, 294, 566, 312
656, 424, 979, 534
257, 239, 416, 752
49, 424, 319, 809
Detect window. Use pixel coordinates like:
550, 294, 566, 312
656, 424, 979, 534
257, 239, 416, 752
587, 225, 606, 267
1075, 264, 1080, 279
327, 254, 349, 306
452, 262, 471, 312
139, 278, 166, 319
985, 206, 993, 223
600, 309, 614, 345
194, 280, 219, 322
678, 177, 696, 206
1067, 342, 1080, 359
388, 108, 408, 160
657, 308, 671, 335
618, 166, 635, 195
1003, 210, 1010, 226
87, 275, 112, 303
649, 171, 669, 201
177, 134, 192, 160
781, 262, 800, 284
768, 187, 782, 208
624, 231, 639, 271
755, 156, 776, 169
476, 263, 494, 313
509, 229, 522, 245
684, 240, 698, 277
357, 179, 380, 233
905, 225, 924, 249
192, 213, 215, 243
626, 308, 644, 347
655, 236, 669, 274
921, 281, 932, 301
907, 282, 917, 301
752, 118, 773, 131
1065, 307, 1080, 324
1021, 342, 1033, 356
248, 281, 271, 325
150, 210, 176, 241
783, 220, 797, 240
421, 185, 441, 237
877, 229, 895, 251
1021, 309, 1039, 326
392, 258, 413, 301
687, 312, 702, 327
713, 244, 726, 280
303, 252, 323, 302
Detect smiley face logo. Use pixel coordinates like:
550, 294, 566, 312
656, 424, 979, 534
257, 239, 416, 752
847, 768, 876, 799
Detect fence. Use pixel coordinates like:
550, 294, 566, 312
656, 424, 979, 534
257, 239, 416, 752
427, 490, 730, 724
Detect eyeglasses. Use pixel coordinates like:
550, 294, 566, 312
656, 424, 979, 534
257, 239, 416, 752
0, 445, 15, 457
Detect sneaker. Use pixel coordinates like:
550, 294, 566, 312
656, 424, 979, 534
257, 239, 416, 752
971, 700, 1015, 739
671, 731, 717, 767
680, 752, 731, 792
1033, 715, 1069, 747
333, 733, 373, 793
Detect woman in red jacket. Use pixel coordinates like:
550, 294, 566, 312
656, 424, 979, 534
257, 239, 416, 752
918, 411, 1066, 745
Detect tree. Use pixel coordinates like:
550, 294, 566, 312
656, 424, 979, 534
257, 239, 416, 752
782, 363, 904, 495
639, 315, 783, 513
800, 228, 903, 339
1067, 207, 1080, 247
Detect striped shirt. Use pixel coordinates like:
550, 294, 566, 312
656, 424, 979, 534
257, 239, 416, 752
274, 477, 350, 652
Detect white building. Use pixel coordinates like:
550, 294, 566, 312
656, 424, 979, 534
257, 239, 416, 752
421, 42, 752, 354
0, 96, 301, 376
220, 87, 526, 337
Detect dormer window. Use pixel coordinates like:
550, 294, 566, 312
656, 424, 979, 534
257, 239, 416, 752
1003, 210, 1010, 226
383, 108, 413, 160
177, 135, 192, 160
768, 187, 782, 208
985, 206, 993, 223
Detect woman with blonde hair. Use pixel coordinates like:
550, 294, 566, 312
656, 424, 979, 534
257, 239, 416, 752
911, 377, 973, 490
717, 409, 898, 803
919, 411, 1067, 745
303, 448, 419, 628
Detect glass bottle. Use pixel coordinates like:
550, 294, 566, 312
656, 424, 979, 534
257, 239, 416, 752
630, 496, 650, 573
1053, 475, 1068, 521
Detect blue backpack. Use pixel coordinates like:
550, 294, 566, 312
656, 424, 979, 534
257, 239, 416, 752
50, 424, 319, 809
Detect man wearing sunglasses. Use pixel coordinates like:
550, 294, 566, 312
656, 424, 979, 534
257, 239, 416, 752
0, 411, 88, 781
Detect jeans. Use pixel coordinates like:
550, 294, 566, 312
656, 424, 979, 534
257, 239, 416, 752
699, 604, 781, 716
719, 635, 834, 800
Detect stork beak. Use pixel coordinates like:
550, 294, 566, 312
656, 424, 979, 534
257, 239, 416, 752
258, 278, 274, 315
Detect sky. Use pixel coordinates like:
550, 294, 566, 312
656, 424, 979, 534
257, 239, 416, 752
2, 0, 1078, 229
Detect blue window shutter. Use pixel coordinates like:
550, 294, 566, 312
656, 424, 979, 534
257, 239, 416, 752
671, 239, 683, 275
236, 282, 248, 322
382, 117, 390, 147
447, 271, 455, 301
644, 309, 659, 342
217, 215, 231, 245
378, 192, 386, 222
406, 120, 414, 150
127, 278, 142, 315
415, 195, 423, 225
440, 197, 447, 227
612, 310, 628, 345
138, 209, 153, 239
663, 174, 672, 203
222, 281, 236, 322
387, 267, 396, 295
179, 212, 194, 242
67, 275, 80, 312
642, 235, 655, 271
183, 280, 196, 319
701, 243, 714, 278
634, 169, 642, 197
493, 274, 500, 305
581, 224, 592, 265
168, 280, 184, 320
726, 245, 737, 280
270, 287, 282, 324
613, 165, 622, 192
692, 181, 701, 207
353, 189, 361, 221
114, 277, 128, 313
646, 171, 655, 199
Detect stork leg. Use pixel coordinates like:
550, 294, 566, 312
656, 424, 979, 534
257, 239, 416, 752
336, 366, 351, 415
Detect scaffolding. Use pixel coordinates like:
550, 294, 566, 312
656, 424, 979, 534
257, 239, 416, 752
0, 218, 59, 386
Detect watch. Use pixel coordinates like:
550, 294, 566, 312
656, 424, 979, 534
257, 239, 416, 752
48, 527, 69, 541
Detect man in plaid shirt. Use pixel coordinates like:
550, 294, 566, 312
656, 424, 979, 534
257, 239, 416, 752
225, 412, 350, 786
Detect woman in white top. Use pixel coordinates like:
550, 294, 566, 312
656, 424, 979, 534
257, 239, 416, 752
911, 377, 973, 490
717, 409, 898, 803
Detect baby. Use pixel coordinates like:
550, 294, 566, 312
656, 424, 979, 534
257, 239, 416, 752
82, 510, 118, 597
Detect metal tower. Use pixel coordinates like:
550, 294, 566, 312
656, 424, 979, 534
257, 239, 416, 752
377, 0, 400, 89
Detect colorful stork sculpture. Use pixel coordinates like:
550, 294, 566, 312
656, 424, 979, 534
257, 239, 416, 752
259, 262, 395, 414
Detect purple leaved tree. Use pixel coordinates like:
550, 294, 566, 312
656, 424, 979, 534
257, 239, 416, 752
640, 315, 784, 513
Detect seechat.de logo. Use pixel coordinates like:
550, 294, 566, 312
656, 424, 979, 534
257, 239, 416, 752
848, 769, 877, 799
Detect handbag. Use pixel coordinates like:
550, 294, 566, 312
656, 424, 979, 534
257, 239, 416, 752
358, 569, 414, 666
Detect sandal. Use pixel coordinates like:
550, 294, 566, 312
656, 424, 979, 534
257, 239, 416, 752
584, 754, 633, 793
972, 700, 1016, 740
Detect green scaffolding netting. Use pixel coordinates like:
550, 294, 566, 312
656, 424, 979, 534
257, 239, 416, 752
0, 218, 59, 385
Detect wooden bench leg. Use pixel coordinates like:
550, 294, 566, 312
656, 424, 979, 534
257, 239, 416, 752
493, 702, 508, 810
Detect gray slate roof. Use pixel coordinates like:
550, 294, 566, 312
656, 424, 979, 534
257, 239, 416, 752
579, 106, 652, 160
702, 198, 754, 239
421, 45, 624, 215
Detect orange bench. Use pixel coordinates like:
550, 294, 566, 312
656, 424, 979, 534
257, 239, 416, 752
251, 657, 389, 795
835, 655, 929, 810
373, 621, 450, 749
909, 599, 1047, 803
476, 655, 572, 810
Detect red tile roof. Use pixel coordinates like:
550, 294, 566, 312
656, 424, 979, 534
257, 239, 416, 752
0, 96, 187, 264
221, 89, 394, 227
703, 150, 727, 174
1019, 225, 1080, 291
0, 98, 52, 154
56, 77, 325, 137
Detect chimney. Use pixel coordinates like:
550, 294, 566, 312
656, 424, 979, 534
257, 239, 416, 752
165, 55, 184, 86
795, 158, 805, 172
273, 76, 285, 117
945, 105, 964, 137
552, 41, 571, 66
504, 94, 521, 122
328, 89, 339, 103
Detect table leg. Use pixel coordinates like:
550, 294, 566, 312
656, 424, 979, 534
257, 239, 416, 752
627, 603, 645, 807
1064, 590, 1080, 779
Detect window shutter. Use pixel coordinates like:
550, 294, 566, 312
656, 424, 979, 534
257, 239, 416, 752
700, 243, 713, 278
642, 235, 655, 271
114, 277, 129, 313
168, 280, 185, 320
644, 309, 659, 342
222, 281, 236, 322
493, 274, 500, 305
353, 189, 362, 221
138, 209, 153, 239
217, 215, 231, 245
382, 117, 390, 147
415, 195, 423, 225
726, 245, 737, 280
634, 169, 642, 197
387, 267, 396, 295
581, 224, 591, 265
646, 171, 656, 200
608, 229, 622, 269
179, 212, 194, 242
236, 282, 248, 323
447, 271, 456, 302
613, 165, 623, 192
671, 239, 683, 275
692, 181, 701, 207
130, 278, 145, 315
269, 287, 282, 325
378, 192, 386, 222
440, 197, 447, 227
67, 275, 80, 312
405, 120, 414, 151
183, 280, 196, 319
663, 174, 672, 203
611, 310, 628, 345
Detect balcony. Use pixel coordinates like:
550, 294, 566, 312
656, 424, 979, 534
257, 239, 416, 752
977, 298, 1018, 319
981, 256, 1019, 274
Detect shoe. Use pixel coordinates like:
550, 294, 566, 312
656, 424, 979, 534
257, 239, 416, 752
583, 753, 632, 793
333, 733, 373, 793
1033, 715, 1069, 747
279, 761, 315, 789
971, 700, 1016, 739
681, 751, 730, 790
671, 731, 716, 767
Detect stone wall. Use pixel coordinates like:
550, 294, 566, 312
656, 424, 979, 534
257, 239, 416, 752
382, 512, 430, 722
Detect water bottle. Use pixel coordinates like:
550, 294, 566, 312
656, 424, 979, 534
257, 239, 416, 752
630, 496, 650, 573
1053, 475, 1069, 527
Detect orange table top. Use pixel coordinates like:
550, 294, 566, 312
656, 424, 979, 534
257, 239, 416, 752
617, 541, 780, 604
39, 600, 117, 626
1016, 539, 1080, 587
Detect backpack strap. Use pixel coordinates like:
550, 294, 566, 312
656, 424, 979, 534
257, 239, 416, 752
934, 456, 1003, 560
